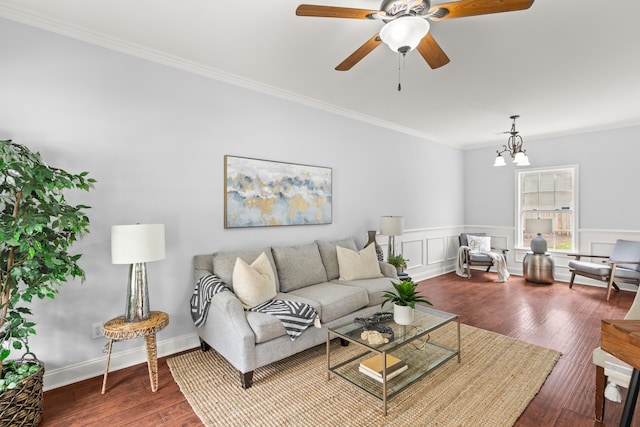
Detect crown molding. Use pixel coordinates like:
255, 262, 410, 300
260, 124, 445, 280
0, 4, 448, 146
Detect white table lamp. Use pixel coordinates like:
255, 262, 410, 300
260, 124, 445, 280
111, 224, 166, 322
380, 216, 404, 260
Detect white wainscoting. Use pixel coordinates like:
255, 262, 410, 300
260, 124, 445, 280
378, 226, 465, 282
382, 226, 640, 291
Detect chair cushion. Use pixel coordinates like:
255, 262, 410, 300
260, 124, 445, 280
316, 237, 358, 280
610, 239, 640, 272
288, 282, 368, 323
569, 260, 610, 277
470, 253, 493, 263
271, 243, 328, 292
569, 260, 640, 280
333, 277, 398, 307
212, 248, 279, 291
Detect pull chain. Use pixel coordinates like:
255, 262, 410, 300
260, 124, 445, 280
397, 52, 402, 91
397, 51, 407, 92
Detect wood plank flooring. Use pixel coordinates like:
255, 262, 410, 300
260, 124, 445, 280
41, 272, 639, 426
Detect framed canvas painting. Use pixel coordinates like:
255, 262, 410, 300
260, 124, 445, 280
224, 156, 332, 228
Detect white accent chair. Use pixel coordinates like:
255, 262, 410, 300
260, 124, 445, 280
593, 290, 640, 422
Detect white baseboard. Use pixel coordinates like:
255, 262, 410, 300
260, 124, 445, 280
43, 332, 200, 391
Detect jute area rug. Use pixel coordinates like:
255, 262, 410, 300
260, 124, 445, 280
168, 323, 561, 427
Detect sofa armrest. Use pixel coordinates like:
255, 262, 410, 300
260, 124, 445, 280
379, 261, 398, 279
198, 289, 257, 373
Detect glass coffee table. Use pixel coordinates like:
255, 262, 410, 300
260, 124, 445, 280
326, 304, 460, 415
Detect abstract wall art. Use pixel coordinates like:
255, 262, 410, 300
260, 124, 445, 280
224, 156, 332, 228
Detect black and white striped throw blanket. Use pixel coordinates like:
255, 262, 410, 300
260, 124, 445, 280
249, 300, 319, 341
190, 274, 319, 341
190, 274, 230, 327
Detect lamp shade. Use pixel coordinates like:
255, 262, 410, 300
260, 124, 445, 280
380, 17, 430, 52
111, 224, 166, 264
380, 216, 404, 236
493, 155, 507, 167
526, 218, 552, 235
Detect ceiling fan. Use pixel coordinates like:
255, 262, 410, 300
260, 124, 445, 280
296, 0, 534, 71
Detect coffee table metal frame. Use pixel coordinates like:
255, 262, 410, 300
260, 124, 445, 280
326, 305, 460, 415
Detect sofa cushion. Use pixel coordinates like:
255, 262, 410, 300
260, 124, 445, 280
288, 282, 368, 323
271, 243, 328, 292
232, 252, 277, 309
246, 292, 321, 344
336, 244, 383, 281
316, 237, 358, 280
333, 277, 398, 307
212, 248, 279, 291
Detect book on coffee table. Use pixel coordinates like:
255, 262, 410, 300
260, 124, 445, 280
359, 354, 407, 378
359, 364, 408, 382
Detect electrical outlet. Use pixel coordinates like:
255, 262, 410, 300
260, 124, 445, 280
91, 322, 104, 339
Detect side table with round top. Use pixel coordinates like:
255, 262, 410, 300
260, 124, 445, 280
101, 311, 169, 394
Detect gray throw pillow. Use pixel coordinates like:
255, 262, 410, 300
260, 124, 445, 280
272, 242, 328, 292
316, 237, 358, 280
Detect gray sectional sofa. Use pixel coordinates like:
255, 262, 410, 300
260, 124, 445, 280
192, 237, 399, 389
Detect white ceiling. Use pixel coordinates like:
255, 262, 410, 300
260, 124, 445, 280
2, 0, 640, 149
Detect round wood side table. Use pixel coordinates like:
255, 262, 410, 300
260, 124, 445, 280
101, 311, 169, 394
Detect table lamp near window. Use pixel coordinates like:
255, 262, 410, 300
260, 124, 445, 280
111, 224, 166, 322
380, 215, 404, 260
526, 218, 553, 254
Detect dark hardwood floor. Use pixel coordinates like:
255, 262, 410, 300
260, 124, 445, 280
42, 272, 640, 426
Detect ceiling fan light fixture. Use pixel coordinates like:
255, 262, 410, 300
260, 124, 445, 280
380, 17, 430, 53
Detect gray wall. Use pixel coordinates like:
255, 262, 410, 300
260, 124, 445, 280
0, 18, 464, 376
464, 126, 640, 230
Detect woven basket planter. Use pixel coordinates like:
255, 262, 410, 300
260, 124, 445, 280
0, 353, 44, 427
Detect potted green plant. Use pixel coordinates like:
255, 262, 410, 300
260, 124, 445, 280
387, 254, 409, 274
380, 280, 432, 325
0, 139, 94, 425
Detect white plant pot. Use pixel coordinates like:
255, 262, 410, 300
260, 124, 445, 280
394, 304, 414, 325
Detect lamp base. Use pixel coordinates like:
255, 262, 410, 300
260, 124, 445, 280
530, 233, 548, 254
387, 236, 397, 261
125, 262, 150, 322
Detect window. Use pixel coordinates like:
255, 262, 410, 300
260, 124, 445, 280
516, 166, 578, 251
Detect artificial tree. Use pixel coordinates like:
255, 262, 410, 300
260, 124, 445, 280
0, 139, 94, 384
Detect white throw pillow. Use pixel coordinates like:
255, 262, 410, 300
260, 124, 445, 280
336, 244, 383, 281
467, 235, 491, 253
232, 252, 277, 308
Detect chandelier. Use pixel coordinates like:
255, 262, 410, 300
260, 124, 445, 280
493, 115, 530, 167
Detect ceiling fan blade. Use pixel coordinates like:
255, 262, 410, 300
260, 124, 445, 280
416, 34, 450, 69
335, 34, 382, 71
428, 0, 534, 21
296, 4, 382, 19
